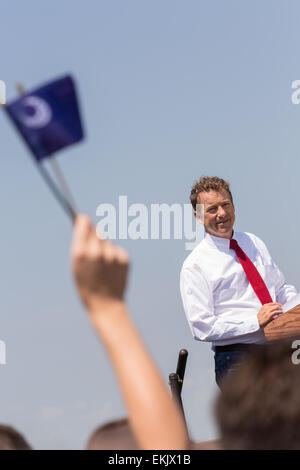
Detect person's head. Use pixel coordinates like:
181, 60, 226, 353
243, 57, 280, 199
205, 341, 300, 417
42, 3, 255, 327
0, 425, 31, 450
215, 338, 300, 449
190, 176, 235, 239
190, 439, 221, 450
86, 418, 139, 450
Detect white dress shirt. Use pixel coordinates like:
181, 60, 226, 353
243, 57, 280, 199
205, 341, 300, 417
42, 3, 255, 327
180, 231, 298, 349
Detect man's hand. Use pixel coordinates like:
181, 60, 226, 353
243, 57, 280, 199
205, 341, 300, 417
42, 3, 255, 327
71, 214, 129, 315
257, 302, 283, 327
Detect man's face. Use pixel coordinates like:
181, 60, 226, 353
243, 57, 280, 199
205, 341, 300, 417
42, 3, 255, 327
195, 189, 235, 239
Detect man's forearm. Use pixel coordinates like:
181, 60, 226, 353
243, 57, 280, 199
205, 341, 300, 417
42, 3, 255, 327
89, 301, 189, 450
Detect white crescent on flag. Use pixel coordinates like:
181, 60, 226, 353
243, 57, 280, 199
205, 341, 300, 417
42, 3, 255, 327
18, 96, 52, 129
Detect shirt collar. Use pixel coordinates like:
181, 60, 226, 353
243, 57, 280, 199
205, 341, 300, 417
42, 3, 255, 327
204, 230, 234, 253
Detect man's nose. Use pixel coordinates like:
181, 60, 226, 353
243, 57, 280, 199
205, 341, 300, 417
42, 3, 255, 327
217, 206, 226, 218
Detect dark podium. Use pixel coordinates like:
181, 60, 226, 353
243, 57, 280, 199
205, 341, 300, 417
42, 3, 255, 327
264, 304, 300, 341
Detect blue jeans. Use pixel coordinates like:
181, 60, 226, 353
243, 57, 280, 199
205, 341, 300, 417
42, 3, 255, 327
215, 349, 249, 389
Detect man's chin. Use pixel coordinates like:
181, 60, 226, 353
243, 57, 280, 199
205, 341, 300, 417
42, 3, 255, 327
210, 226, 233, 238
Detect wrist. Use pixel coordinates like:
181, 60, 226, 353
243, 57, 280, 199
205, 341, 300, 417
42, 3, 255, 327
87, 298, 127, 328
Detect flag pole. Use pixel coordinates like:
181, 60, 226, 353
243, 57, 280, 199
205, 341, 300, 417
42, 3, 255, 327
49, 158, 78, 214
15, 82, 77, 223
32, 157, 77, 222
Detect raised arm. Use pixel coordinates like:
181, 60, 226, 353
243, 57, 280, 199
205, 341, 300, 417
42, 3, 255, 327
71, 214, 188, 450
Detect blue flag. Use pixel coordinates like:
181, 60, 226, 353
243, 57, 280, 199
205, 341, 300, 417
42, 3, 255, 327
5, 75, 84, 161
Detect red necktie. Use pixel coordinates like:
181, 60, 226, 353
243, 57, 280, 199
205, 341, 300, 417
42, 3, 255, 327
230, 239, 273, 305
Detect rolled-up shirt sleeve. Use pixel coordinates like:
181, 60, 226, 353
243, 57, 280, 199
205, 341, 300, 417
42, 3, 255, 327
180, 265, 260, 342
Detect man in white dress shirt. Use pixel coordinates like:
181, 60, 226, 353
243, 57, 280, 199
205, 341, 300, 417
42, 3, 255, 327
180, 176, 297, 387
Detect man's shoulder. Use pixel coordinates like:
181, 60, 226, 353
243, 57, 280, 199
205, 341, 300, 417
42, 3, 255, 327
181, 237, 209, 271
236, 230, 256, 240
237, 231, 267, 246
236, 231, 270, 255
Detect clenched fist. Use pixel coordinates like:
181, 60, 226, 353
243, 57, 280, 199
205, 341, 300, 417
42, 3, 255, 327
71, 214, 129, 314
257, 302, 283, 328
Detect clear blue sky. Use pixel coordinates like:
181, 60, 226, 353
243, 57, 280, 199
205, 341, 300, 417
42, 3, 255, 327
1, 0, 300, 449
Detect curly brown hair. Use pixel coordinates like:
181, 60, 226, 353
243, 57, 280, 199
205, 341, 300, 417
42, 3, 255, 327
190, 176, 233, 210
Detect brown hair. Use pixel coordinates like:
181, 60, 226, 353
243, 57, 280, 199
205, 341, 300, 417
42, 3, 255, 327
86, 418, 139, 450
190, 176, 233, 210
215, 338, 300, 450
0, 425, 31, 450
